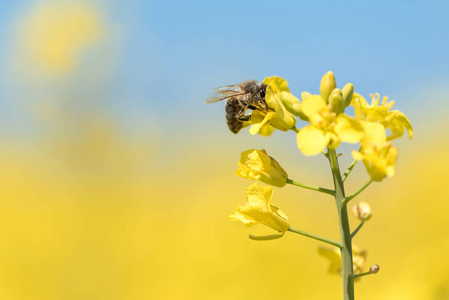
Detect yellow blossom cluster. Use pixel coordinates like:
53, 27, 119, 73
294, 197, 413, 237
244, 72, 413, 182
225, 72, 412, 280
227, 72, 412, 233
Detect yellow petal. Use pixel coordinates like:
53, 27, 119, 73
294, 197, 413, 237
297, 125, 331, 156
262, 76, 291, 93
249, 113, 274, 135
264, 88, 296, 131
237, 149, 256, 166
227, 209, 257, 227
258, 124, 276, 136
334, 115, 364, 143
300, 95, 327, 119
246, 182, 273, 206
351, 150, 363, 161
249, 111, 276, 136
352, 246, 367, 275
352, 93, 368, 107
234, 167, 252, 179
385, 110, 413, 140
396, 111, 413, 139
230, 183, 289, 233
318, 247, 342, 274
360, 121, 386, 147
235, 149, 287, 187
250, 110, 266, 124
265, 205, 290, 232
319, 245, 367, 275
353, 143, 398, 182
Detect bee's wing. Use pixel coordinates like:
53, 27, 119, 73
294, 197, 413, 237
212, 84, 240, 90
205, 89, 247, 103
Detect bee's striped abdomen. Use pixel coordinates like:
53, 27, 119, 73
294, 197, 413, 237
225, 99, 244, 134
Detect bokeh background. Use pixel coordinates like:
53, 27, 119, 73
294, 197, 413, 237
0, 0, 448, 299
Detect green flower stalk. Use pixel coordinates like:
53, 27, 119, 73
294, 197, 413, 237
208, 71, 413, 300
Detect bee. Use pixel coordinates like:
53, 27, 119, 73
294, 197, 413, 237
206, 80, 271, 134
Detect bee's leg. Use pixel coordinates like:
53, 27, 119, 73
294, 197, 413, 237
236, 108, 251, 121
266, 103, 275, 112
264, 100, 270, 112
264, 102, 268, 113
237, 115, 251, 121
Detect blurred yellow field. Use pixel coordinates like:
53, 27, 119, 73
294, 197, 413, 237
0, 1, 448, 299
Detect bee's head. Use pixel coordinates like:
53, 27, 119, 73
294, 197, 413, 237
239, 80, 259, 94
258, 84, 267, 99
255, 84, 271, 111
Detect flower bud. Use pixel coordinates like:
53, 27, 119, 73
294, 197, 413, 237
320, 71, 336, 103
301, 91, 312, 100
352, 202, 372, 220
342, 83, 354, 107
329, 88, 345, 115
280, 91, 301, 115
369, 264, 380, 274
280, 91, 308, 120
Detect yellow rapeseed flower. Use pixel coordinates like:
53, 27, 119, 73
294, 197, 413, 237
249, 77, 296, 136
353, 143, 398, 182
262, 76, 306, 119
296, 95, 364, 156
235, 149, 288, 187
318, 245, 367, 276
228, 183, 290, 233
352, 122, 398, 181
352, 93, 413, 141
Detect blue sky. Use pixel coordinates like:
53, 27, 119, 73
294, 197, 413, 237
0, 0, 448, 136
119, 0, 449, 111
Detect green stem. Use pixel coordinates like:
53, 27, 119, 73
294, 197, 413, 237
288, 227, 341, 248
350, 219, 366, 239
286, 179, 335, 196
291, 126, 300, 133
343, 179, 373, 205
352, 270, 373, 280
328, 148, 354, 300
342, 160, 358, 182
